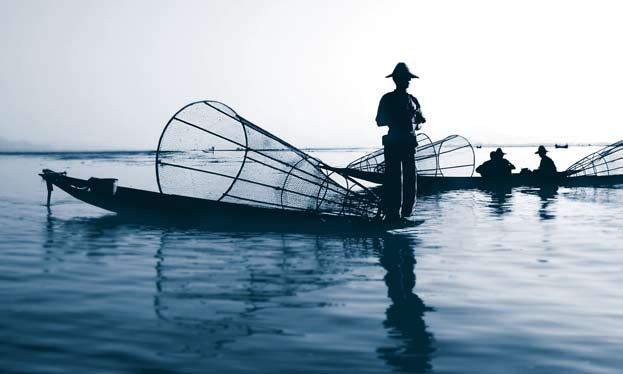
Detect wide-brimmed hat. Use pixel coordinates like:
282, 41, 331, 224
386, 62, 419, 79
495, 148, 506, 155
535, 145, 548, 154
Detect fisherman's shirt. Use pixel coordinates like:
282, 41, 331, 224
538, 156, 557, 176
375, 90, 423, 137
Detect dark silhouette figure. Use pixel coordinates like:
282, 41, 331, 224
376, 62, 426, 221
375, 235, 434, 372
476, 151, 497, 177
534, 145, 557, 179
476, 148, 515, 179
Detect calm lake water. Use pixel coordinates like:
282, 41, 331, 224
0, 147, 621, 373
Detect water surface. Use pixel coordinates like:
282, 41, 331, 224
0, 148, 621, 373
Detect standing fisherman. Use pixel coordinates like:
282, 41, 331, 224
376, 63, 426, 221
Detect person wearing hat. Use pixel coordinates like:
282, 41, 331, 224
375, 62, 426, 221
534, 145, 557, 178
476, 148, 515, 179
476, 151, 497, 178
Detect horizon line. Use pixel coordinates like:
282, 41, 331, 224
0, 142, 612, 155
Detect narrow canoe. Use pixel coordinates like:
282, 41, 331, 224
39, 170, 415, 232
417, 174, 623, 195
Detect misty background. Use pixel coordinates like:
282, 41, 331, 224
1, 0, 622, 151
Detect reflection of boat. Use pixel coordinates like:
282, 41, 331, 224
38, 170, 418, 231
555, 144, 569, 149
416, 174, 623, 195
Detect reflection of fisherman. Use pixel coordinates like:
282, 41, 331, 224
376, 235, 434, 371
534, 145, 557, 178
475, 148, 515, 179
376, 63, 426, 221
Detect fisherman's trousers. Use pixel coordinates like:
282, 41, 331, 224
383, 142, 416, 219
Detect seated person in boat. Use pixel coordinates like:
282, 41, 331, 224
476, 151, 496, 177
475, 148, 515, 179
533, 145, 557, 178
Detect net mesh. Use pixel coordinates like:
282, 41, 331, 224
156, 101, 380, 218
565, 140, 623, 177
346, 134, 475, 177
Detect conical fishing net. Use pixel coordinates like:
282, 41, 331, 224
565, 140, 623, 176
156, 101, 380, 218
345, 133, 432, 174
346, 134, 475, 178
416, 134, 475, 176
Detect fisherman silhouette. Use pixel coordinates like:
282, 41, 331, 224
533, 145, 558, 178
476, 151, 497, 178
475, 148, 515, 179
376, 63, 426, 221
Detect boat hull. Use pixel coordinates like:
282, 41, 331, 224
38, 170, 408, 232
417, 174, 623, 194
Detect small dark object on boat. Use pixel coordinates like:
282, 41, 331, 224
87, 177, 118, 196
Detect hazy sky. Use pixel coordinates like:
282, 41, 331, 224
1, 0, 622, 149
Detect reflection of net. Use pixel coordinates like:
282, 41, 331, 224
156, 101, 379, 218
346, 134, 475, 177
565, 141, 623, 176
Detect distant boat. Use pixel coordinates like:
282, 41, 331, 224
476, 145, 482, 149
555, 144, 569, 149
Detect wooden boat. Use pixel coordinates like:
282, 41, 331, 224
38, 169, 419, 232
344, 139, 623, 195
37, 101, 427, 231
417, 173, 623, 195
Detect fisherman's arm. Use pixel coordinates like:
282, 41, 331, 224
375, 95, 390, 127
411, 95, 426, 130
549, 158, 558, 172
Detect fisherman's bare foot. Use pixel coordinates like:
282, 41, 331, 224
384, 213, 400, 223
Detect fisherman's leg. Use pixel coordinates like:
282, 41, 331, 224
384, 146, 401, 220
401, 146, 416, 217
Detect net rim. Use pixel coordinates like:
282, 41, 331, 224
155, 100, 244, 196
